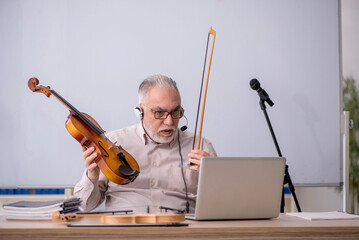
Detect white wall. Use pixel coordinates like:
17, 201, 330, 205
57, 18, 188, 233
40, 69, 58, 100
287, 187, 342, 212
0, 0, 342, 188
294, 0, 359, 213
342, 0, 359, 80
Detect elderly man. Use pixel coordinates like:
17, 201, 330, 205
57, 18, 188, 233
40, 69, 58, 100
74, 74, 216, 213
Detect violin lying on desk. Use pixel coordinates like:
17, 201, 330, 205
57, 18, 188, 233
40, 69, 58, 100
28, 78, 140, 185
52, 211, 185, 224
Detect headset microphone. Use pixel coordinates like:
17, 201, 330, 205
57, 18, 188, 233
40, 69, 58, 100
180, 115, 188, 131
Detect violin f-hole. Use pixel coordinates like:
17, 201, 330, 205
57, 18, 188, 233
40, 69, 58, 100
98, 140, 109, 157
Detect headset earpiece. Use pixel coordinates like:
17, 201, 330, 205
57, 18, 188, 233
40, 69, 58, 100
134, 106, 144, 120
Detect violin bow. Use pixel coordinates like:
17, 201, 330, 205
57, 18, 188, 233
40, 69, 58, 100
193, 27, 216, 150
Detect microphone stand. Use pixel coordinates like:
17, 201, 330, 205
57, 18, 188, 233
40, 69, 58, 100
259, 100, 301, 213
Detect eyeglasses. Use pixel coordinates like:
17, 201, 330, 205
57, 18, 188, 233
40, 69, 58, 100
142, 105, 184, 120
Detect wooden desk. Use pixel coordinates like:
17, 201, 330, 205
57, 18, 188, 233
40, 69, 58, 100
1, 214, 359, 240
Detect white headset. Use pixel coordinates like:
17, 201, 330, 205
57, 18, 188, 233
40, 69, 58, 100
134, 106, 144, 120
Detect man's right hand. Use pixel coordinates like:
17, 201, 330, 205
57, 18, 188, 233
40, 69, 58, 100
82, 146, 101, 181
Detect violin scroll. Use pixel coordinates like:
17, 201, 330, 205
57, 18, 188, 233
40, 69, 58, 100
28, 78, 52, 97
52, 211, 80, 222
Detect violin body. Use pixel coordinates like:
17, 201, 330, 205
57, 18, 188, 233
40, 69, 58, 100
28, 78, 140, 185
66, 113, 140, 185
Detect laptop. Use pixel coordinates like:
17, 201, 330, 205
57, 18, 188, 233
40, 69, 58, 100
186, 157, 286, 220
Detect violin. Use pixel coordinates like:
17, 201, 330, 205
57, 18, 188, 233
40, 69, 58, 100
52, 211, 185, 224
28, 78, 140, 185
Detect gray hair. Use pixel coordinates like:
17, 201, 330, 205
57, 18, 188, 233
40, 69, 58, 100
138, 74, 180, 104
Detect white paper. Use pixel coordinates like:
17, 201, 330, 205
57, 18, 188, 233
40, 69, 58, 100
286, 211, 359, 221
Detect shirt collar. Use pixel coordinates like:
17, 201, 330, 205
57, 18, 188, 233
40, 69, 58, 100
136, 123, 147, 145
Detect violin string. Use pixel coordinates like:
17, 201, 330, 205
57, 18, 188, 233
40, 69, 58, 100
50, 90, 105, 136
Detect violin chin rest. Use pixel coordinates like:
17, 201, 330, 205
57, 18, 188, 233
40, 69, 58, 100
118, 165, 140, 181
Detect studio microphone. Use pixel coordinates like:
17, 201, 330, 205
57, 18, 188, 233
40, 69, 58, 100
249, 78, 274, 107
180, 115, 188, 131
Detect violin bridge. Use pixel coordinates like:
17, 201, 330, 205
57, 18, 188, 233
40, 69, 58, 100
108, 141, 118, 150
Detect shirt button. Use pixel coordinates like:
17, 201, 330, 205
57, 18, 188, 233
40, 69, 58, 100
152, 162, 157, 167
